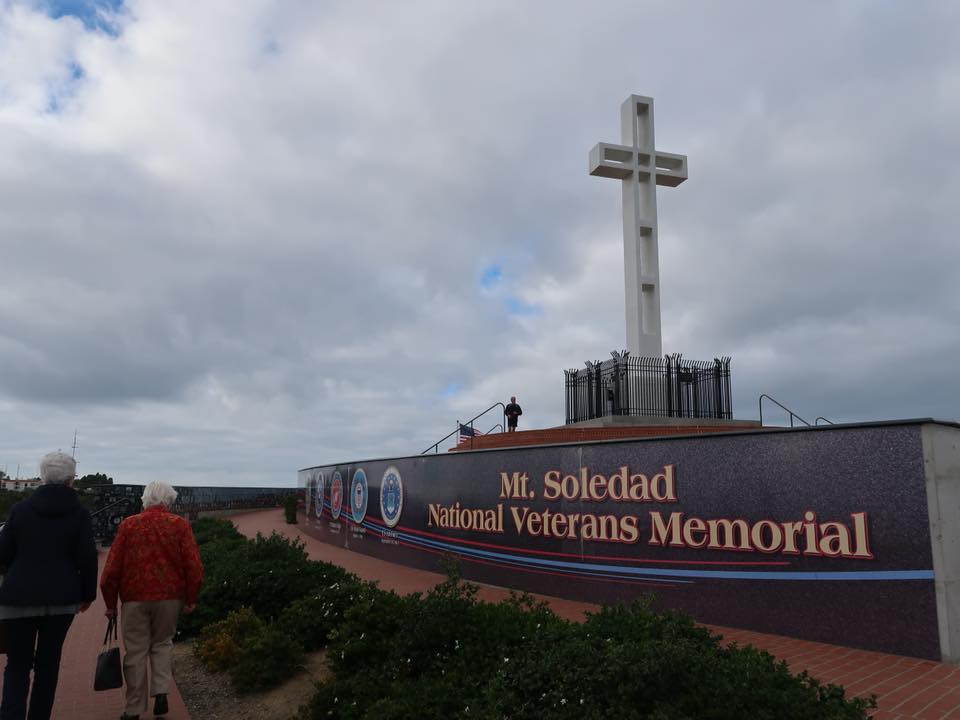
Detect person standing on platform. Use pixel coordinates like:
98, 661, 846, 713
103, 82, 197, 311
505, 396, 523, 433
0, 451, 98, 720
100, 481, 203, 720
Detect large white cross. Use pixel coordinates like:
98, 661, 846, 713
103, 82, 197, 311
589, 95, 687, 358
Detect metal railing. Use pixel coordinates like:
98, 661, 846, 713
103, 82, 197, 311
565, 353, 732, 424
758, 394, 810, 427
89, 498, 132, 518
422, 402, 506, 454
815, 416, 835, 425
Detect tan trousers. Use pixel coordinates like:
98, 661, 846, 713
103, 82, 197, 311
120, 600, 181, 716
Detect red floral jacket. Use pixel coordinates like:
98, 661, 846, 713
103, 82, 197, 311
100, 506, 204, 611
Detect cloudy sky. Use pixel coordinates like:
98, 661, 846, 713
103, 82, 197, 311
1, 0, 958, 485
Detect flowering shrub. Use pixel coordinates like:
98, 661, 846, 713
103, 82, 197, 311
296, 580, 874, 720
194, 606, 263, 671
180, 529, 358, 635
187, 520, 874, 719
194, 605, 302, 693
276, 578, 381, 652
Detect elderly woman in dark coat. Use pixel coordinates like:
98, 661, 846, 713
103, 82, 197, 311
0, 451, 98, 720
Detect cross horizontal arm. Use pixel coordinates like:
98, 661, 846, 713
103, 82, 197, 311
589, 142, 689, 187
653, 151, 688, 187
589, 142, 635, 179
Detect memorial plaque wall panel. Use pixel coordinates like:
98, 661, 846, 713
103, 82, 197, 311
300, 422, 951, 659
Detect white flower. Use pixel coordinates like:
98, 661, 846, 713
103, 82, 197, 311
503, 657, 510, 663
561, 698, 567, 705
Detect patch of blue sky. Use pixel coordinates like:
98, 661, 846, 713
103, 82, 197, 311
505, 296, 541, 317
44, 0, 123, 34
262, 37, 281, 56
442, 382, 461, 398
45, 61, 85, 114
479, 264, 502, 290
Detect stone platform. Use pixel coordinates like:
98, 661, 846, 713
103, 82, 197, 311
450, 416, 761, 452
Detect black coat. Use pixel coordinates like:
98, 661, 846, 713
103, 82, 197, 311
0, 484, 98, 607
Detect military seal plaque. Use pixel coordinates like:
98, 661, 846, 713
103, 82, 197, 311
379, 465, 404, 528
330, 471, 343, 520
351, 468, 369, 524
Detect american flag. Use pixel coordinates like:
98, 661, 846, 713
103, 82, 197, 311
458, 423, 484, 444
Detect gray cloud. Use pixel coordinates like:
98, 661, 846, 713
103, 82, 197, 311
0, 0, 958, 484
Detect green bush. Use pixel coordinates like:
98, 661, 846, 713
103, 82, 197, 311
229, 625, 304, 694
296, 580, 874, 720
194, 606, 264, 671
193, 605, 303, 694
284, 494, 298, 524
188, 521, 872, 719
303, 571, 569, 720
0, 488, 33, 522
472, 602, 874, 720
180, 530, 359, 636
276, 577, 378, 651
192, 517, 244, 546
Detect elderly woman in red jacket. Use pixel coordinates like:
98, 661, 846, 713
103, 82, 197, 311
100, 481, 203, 720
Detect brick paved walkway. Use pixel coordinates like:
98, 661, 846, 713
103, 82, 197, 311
0, 551, 190, 720
234, 509, 960, 720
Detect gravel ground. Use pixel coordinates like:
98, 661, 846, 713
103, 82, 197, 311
172, 642, 327, 720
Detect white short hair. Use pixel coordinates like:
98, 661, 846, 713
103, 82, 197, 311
39, 451, 76, 485
142, 481, 178, 508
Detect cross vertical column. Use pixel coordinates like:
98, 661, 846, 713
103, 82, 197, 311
589, 95, 687, 359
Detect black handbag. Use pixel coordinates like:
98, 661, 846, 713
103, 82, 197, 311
93, 616, 123, 691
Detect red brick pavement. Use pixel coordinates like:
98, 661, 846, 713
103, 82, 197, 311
0, 551, 190, 720
233, 509, 960, 720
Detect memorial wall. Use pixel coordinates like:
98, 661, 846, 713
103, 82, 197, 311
299, 420, 960, 661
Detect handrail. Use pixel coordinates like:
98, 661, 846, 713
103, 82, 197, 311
758, 394, 810, 427
815, 416, 835, 426
422, 426, 461, 455
90, 498, 134, 518
485, 423, 504, 434
422, 402, 506, 454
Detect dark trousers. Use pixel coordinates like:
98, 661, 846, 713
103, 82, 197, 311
1, 614, 74, 720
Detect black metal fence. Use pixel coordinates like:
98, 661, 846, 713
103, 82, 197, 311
89, 484, 293, 542
564, 354, 732, 424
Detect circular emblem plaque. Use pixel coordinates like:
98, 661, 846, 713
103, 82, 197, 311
330, 471, 343, 520
351, 468, 368, 524
314, 471, 325, 519
379, 465, 403, 528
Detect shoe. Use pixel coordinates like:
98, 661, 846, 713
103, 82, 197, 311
120, 715, 139, 720
153, 693, 169, 716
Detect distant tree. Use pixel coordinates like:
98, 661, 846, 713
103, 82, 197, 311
76, 472, 114, 489
0, 488, 33, 521
0, 470, 7, 481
